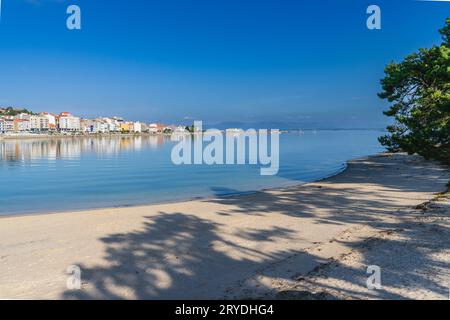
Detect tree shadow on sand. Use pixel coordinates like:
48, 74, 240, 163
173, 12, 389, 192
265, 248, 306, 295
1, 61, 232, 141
276, 219, 450, 300
63, 212, 324, 299
63, 154, 450, 299
208, 154, 449, 225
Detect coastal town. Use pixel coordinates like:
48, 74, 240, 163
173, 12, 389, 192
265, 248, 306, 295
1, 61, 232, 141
0, 107, 187, 136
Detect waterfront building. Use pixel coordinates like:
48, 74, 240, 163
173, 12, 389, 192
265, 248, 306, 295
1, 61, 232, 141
148, 123, 167, 134
41, 113, 58, 131
120, 122, 135, 133
148, 123, 158, 134
13, 119, 31, 132
30, 115, 50, 131
93, 119, 109, 133
1, 109, 183, 136
59, 112, 81, 132
81, 119, 94, 133
2, 119, 15, 132
133, 122, 142, 133
104, 118, 119, 132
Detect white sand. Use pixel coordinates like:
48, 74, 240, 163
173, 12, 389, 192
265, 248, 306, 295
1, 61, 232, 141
267, 195, 450, 300
0, 153, 449, 299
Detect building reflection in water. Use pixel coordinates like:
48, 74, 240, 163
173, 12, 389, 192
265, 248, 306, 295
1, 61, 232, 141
0, 135, 169, 162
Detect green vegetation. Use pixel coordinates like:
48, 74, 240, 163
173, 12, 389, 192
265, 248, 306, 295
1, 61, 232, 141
379, 19, 450, 164
0, 107, 35, 116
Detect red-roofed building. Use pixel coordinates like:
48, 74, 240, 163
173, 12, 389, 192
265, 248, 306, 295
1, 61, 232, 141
13, 119, 31, 132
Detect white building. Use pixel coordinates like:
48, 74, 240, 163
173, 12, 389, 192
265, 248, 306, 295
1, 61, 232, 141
30, 115, 50, 131
93, 120, 109, 133
133, 122, 142, 133
102, 118, 117, 132
115, 117, 125, 132
14, 119, 31, 132
81, 119, 94, 133
109, 121, 119, 132
59, 113, 81, 132
41, 113, 57, 130
2, 120, 14, 132
148, 123, 158, 134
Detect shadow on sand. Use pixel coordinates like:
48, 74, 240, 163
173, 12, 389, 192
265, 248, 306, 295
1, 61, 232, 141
63, 154, 450, 299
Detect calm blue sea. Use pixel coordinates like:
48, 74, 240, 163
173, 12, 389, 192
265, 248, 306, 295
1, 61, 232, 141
0, 130, 384, 216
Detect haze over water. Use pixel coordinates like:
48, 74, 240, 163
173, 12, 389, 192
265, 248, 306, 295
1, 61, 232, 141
0, 130, 383, 216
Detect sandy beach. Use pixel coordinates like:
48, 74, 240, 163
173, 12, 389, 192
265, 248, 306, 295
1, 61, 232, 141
0, 153, 449, 300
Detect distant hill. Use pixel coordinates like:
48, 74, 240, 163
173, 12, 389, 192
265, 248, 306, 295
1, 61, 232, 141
0, 107, 35, 116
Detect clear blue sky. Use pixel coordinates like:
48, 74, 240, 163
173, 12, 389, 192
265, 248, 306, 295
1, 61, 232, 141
0, 0, 448, 128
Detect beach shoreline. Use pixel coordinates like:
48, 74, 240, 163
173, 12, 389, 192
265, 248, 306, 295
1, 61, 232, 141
0, 153, 449, 299
0, 158, 348, 219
